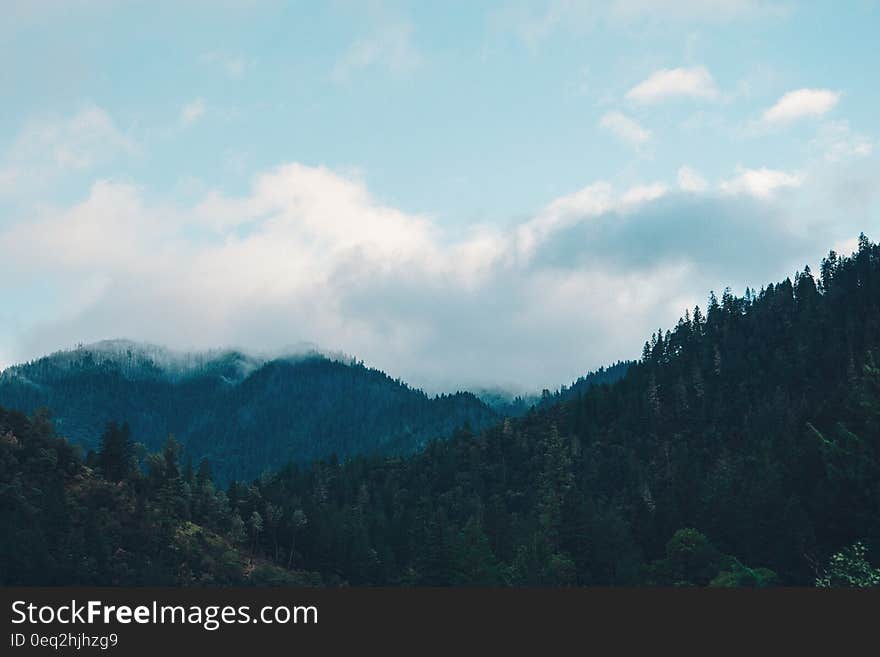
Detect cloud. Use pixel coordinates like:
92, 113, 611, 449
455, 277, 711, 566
626, 66, 719, 104
0, 105, 137, 198
720, 166, 803, 199
0, 156, 870, 391
332, 23, 421, 83
810, 121, 873, 163
762, 88, 839, 125
677, 166, 709, 192
620, 183, 668, 205
181, 99, 206, 124
599, 111, 652, 147
7, 105, 135, 172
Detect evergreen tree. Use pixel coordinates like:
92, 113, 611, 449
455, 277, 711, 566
97, 421, 134, 482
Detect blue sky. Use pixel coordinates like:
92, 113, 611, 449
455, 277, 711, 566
1, 1, 879, 391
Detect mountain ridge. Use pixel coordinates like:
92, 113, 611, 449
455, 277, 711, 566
0, 344, 501, 482
0, 340, 632, 482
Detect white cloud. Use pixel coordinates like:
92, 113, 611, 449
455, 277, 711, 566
599, 111, 652, 146
332, 23, 422, 83
720, 166, 803, 199
515, 182, 615, 259
762, 88, 839, 125
0, 158, 869, 391
1, 180, 158, 271
512, 180, 670, 261
0, 167, 692, 389
13, 105, 135, 172
677, 165, 709, 192
626, 66, 719, 104
620, 183, 668, 206
0, 105, 137, 198
181, 99, 206, 124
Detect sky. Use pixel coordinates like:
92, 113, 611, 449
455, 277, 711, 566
1, 0, 879, 392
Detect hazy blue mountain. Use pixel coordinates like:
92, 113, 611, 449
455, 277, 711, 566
0, 341, 499, 483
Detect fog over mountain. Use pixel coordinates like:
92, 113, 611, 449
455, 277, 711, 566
0, 338, 366, 382
3, 171, 873, 394
0, 339, 505, 483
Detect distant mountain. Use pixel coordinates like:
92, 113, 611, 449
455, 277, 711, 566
474, 388, 536, 417
477, 361, 633, 416
0, 341, 498, 482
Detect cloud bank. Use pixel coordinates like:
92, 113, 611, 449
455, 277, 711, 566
0, 153, 867, 392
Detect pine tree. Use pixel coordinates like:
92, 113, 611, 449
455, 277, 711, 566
97, 421, 134, 482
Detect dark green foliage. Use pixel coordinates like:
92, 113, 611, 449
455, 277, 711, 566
0, 353, 498, 484
478, 361, 632, 416
543, 361, 633, 407
643, 528, 777, 586
96, 421, 134, 482
0, 406, 322, 586
815, 541, 880, 587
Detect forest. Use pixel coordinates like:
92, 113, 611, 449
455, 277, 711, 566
1, 235, 879, 587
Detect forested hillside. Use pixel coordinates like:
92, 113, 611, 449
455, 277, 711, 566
2, 237, 879, 587
0, 406, 322, 585
0, 348, 498, 483
477, 360, 632, 417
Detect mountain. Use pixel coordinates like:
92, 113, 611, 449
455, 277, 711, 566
0, 342, 499, 483
2, 236, 879, 587
476, 361, 633, 417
